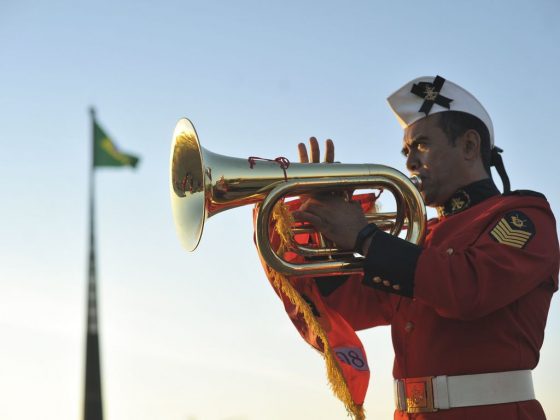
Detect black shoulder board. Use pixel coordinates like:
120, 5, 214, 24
504, 190, 546, 199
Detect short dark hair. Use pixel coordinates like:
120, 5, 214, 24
437, 111, 492, 174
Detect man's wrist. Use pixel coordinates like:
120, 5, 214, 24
353, 223, 379, 256
361, 236, 374, 256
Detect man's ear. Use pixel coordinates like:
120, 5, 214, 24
459, 129, 481, 161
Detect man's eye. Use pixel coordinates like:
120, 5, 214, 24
417, 143, 428, 152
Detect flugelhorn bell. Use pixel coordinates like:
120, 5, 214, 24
170, 118, 427, 274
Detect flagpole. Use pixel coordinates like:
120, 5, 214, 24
84, 107, 104, 420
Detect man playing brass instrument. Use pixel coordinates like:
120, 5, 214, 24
286, 76, 559, 419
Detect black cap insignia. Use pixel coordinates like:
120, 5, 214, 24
410, 75, 453, 116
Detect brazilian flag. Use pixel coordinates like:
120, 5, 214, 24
93, 121, 139, 168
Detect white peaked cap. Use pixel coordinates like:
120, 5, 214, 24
387, 75, 494, 147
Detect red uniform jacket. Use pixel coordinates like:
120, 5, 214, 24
320, 189, 559, 419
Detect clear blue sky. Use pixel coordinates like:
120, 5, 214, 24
1, 1, 559, 419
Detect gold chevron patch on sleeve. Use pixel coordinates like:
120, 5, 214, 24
490, 211, 535, 249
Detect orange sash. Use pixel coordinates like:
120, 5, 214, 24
253, 195, 377, 419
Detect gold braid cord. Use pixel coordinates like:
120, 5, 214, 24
269, 203, 365, 420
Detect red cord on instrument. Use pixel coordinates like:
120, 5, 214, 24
248, 156, 291, 181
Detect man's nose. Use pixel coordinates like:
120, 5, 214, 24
406, 153, 419, 172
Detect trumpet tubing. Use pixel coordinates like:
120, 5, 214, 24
170, 118, 427, 275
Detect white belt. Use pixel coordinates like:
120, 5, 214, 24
394, 370, 535, 414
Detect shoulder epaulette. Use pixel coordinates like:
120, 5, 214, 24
504, 190, 546, 200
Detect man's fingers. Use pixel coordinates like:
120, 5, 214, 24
299, 137, 335, 164
309, 137, 320, 163
292, 210, 324, 228
298, 143, 309, 163
325, 139, 334, 163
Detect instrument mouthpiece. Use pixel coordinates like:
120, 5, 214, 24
410, 175, 422, 191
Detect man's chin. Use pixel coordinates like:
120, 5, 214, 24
421, 191, 439, 207
425, 193, 456, 209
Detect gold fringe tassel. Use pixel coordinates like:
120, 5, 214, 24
269, 203, 365, 420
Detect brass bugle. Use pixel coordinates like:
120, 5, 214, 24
170, 118, 427, 276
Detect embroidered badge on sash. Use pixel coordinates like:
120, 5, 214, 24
334, 347, 369, 371
490, 211, 535, 249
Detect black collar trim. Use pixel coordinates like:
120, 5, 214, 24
437, 178, 500, 218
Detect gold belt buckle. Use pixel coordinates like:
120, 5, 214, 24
404, 376, 438, 413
